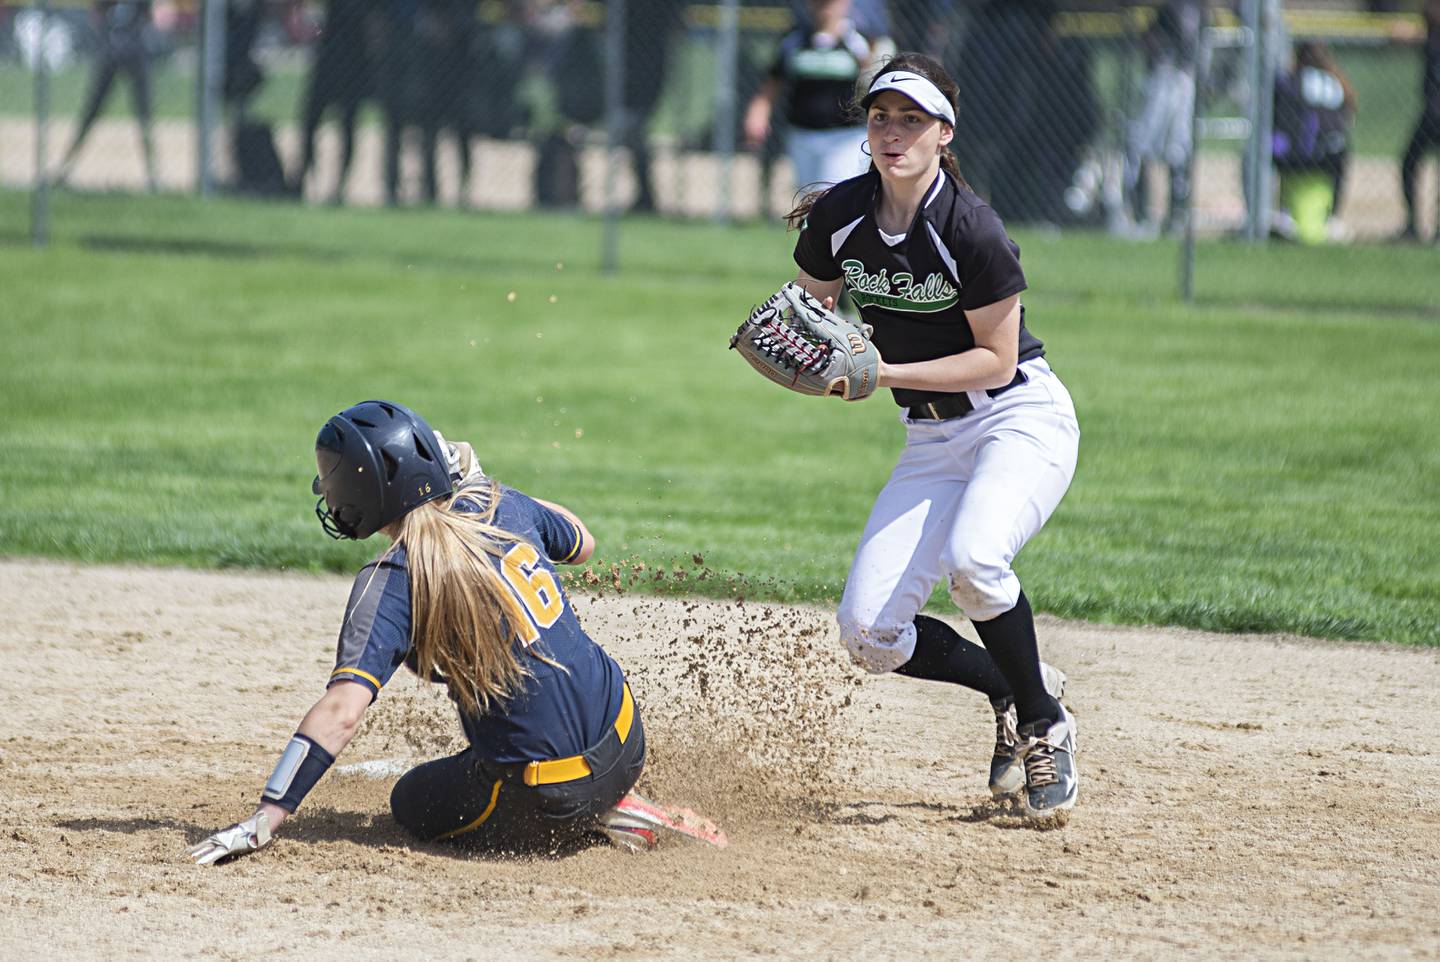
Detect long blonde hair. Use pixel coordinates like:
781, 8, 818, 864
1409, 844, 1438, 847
386, 477, 550, 716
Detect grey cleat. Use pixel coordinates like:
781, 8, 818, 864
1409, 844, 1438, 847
1018, 702, 1079, 816
988, 696, 1024, 797
988, 664, 1067, 798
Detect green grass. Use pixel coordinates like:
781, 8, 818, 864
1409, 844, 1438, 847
2, 189, 1438, 646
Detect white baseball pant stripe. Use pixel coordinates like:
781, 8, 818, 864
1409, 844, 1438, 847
837, 359, 1080, 674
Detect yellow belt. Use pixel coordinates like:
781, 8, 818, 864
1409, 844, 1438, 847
522, 684, 635, 787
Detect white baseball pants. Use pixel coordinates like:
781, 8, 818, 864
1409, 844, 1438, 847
837, 358, 1080, 674
786, 126, 869, 193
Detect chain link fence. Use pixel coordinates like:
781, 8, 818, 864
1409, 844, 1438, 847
4, 1, 1438, 245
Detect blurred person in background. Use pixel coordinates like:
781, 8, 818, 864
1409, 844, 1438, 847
380, 0, 423, 206
1399, 0, 1440, 242
225, 0, 298, 198
535, 0, 682, 212
1271, 40, 1356, 244
619, 0, 684, 213
532, 0, 594, 208
224, 0, 265, 118
748, 0, 889, 216
52, 1, 158, 193
886, 0, 955, 58
377, 0, 483, 208
1122, 0, 1202, 237
951, 0, 1098, 226
744, 0, 877, 194
415, 0, 480, 206
796, 0, 895, 58
295, 0, 383, 204
468, 0, 529, 144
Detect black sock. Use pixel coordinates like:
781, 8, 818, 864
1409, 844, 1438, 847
894, 614, 1013, 701
971, 592, 1060, 728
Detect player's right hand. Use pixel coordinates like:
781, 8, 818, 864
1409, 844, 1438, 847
187, 812, 272, 866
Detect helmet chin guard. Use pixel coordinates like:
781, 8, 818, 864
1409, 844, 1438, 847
312, 400, 455, 540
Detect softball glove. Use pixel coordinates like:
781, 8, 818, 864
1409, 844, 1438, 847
729, 282, 880, 401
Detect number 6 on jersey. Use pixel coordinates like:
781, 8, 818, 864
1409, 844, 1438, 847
501, 542, 564, 643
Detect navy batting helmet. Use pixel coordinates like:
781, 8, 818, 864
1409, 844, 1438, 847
312, 400, 454, 540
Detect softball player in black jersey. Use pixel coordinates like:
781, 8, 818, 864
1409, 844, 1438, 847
787, 53, 1080, 816
188, 400, 721, 864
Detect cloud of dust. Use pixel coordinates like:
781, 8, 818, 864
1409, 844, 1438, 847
347, 557, 867, 831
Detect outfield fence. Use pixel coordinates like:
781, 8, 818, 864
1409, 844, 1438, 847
5, 2, 1439, 269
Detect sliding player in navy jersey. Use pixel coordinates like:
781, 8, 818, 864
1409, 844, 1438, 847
189, 400, 723, 863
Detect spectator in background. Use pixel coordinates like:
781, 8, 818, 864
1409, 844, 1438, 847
1399, 0, 1440, 242
533, 0, 595, 209
375, 0, 484, 208
468, 0, 528, 143
225, 0, 297, 198
621, 0, 685, 213
747, 0, 888, 215
737, 29, 785, 218
1030, 10, 1101, 225
744, 0, 876, 194
52, 1, 157, 193
295, 0, 383, 204
794, 0, 895, 58
1122, 0, 1201, 237
224, 0, 266, 120
380, 0, 423, 206
886, 0, 954, 57
1271, 40, 1355, 243
415, 0, 480, 206
536, 0, 682, 212
952, 0, 1098, 225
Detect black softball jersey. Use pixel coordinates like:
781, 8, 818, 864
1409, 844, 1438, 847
793, 169, 1044, 408
768, 23, 871, 131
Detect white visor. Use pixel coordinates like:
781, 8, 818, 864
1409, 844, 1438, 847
862, 70, 956, 126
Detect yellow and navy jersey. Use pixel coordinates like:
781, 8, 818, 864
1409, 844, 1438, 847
329, 485, 625, 766
793, 169, 1045, 409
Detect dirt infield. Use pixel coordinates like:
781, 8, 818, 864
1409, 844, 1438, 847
2, 559, 1438, 961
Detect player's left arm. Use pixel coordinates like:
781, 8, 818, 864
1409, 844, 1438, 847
533, 497, 595, 564
876, 294, 1021, 392
187, 681, 372, 865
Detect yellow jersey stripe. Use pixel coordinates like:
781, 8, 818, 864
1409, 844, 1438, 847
560, 519, 585, 563
330, 666, 383, 689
